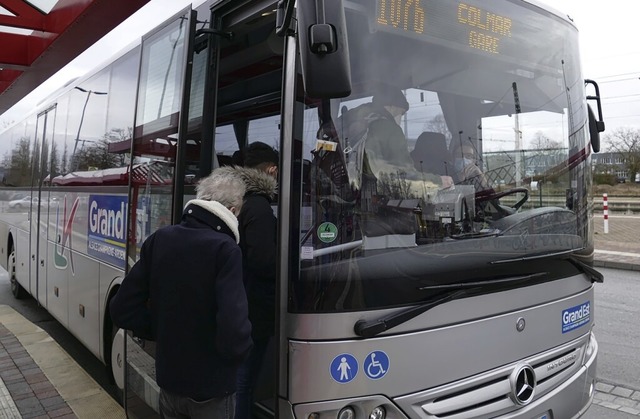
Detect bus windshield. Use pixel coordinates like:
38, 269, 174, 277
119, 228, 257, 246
294, 0, 590, 312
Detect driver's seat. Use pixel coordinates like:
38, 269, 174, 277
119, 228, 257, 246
410, 132, 451, 177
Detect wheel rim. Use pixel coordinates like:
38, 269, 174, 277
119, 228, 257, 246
111, 328, 126, 390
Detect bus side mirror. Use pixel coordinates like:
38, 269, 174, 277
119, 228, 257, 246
585, 79, 605, 154
587, 105, 603, 153
298, 0, 352, 98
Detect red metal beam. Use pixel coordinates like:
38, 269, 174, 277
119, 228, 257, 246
0, 0, 46, 30
0, 0, 150, 115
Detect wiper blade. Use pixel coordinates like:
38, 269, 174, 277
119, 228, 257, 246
354, 290, 467, 338
566, 255, 604, 283
354, 272, 547, 339
491, 248, 583, 264
450, 230, 502, 240
418, 272, 547, 290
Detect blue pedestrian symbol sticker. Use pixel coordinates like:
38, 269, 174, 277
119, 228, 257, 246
330, 353, 358, 383
364, 351, 389, 380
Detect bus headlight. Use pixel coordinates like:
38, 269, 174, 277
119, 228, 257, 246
369, 406, 386, 419
582, 332, 597, 365
338, 406, 355, 419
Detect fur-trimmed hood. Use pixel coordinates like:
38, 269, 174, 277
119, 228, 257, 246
235, 166, 277, 201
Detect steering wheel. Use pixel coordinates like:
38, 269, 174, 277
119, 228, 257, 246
475, 187, 529, 218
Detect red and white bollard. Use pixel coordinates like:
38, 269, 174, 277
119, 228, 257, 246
603, 193, 609, 234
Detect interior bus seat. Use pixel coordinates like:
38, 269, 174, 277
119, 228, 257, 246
410, 131, 452, 177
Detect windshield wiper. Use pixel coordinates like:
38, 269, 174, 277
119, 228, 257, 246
450, 230, 502, 240
354, 290, 467, 338
417, 272, 547, 290
566, 255, 604, 283
353, 272, 547, 338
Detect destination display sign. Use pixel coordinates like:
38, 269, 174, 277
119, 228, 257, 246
374, 0, 566, 59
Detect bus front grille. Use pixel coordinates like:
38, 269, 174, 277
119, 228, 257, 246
394, 334, 588, 418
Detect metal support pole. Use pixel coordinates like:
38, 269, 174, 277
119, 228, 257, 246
603, 193, 609, 234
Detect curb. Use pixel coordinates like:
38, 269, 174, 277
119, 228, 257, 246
593, 259, 640, 272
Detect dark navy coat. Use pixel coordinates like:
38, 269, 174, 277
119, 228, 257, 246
110, 200, 252, 400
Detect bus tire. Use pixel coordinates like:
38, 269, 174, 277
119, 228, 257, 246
8, 249, 27, 299
111, 326, 126, 392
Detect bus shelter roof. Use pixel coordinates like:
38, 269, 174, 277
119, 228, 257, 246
0, 0, 150, 115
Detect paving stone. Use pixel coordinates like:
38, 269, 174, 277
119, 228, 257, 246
599, 400, 622, 410
35, 389, 60, 400
596, 382, 615, 393
15, 396, 45, 416
7, 381, 33, 396
25, 373, 48, 385
613, 396, 638, 408
611, 386, 634, 398
14, 355, 36, 366
30, 381, 55, 392
13, 391, 36, 401
594, 392, 617, 402
48, 405, 74, 417
40, 395, 66, 409
619, 406, 640, 415
21, 409, 48, 418
631, 391, 640, 401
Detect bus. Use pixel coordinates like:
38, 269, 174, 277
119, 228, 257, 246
0, 0, 606, 417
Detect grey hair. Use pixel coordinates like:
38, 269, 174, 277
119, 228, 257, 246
196, 167, 246, 209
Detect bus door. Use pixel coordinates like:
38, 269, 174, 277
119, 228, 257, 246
208, 1, 285, 416
122, 6, 199, 417
31, 106, 56, 306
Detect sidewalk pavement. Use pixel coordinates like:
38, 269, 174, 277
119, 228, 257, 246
593, 215, 640, 271
0, 305, 124, 418
0, 216, 637, 419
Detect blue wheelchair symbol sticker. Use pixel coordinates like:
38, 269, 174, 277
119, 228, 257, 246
364, 351, 389, 380
330, 353, 358, 383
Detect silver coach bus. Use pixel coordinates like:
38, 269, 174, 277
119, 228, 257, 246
0, 0, 605, 418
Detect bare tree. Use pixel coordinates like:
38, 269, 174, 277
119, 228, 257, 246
61, 142, 69, 175
72, 137, 121, 172
4, 137, 33, 186
49, 141, 61, 180
605, 127, 640, 182
422, 114, 452, 143
529, 131, 562, 149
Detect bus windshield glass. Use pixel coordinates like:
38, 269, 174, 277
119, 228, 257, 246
294, 0, 590, 312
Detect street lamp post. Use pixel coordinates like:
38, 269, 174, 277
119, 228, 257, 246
73, 87, 107, 157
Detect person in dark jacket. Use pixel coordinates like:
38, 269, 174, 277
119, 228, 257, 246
234, 142, 278, 419
110, 167, 252, 419
339, 85, 453, 194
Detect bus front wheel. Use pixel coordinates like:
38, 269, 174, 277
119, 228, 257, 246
111, 326, 126, 392
8, 249, 27, 299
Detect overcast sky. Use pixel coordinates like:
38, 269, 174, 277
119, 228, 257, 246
555, 0, 640, 132
1, 0, 639, 134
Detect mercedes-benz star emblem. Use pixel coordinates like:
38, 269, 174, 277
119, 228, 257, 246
510, 364, 536, 405
516, 317, 526, 332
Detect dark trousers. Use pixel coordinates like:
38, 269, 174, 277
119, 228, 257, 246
235, 337, 270, 419
160, 388, 235, 419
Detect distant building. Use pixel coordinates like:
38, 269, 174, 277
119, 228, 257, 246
591, 152, 628, 182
